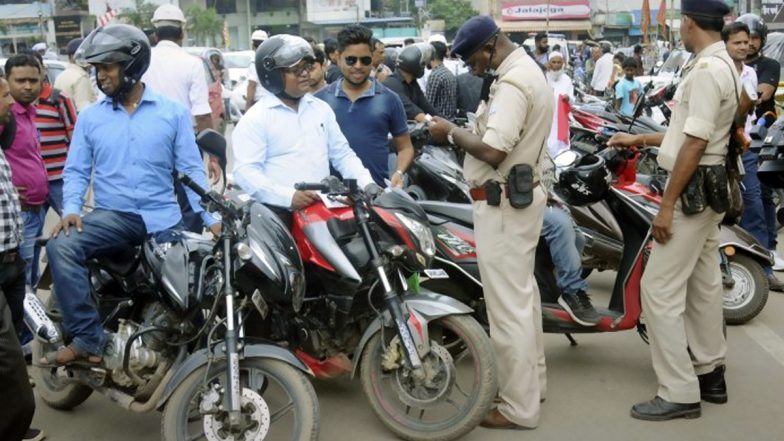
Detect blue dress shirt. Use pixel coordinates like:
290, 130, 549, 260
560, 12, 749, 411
232, 92, 374, 208
62, 86, 217, 233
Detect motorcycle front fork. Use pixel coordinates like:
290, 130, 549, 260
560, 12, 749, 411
719, 249, 735, 289
221, 235, 243, 426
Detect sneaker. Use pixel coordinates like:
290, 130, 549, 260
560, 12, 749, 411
773, 252, 784, 272
558, 290, 601, 326
23, 428, 46, 441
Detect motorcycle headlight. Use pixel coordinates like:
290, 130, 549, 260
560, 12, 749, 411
395, 212, 435, 257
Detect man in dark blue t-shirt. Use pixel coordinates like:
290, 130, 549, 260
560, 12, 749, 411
314, 25, 413, 187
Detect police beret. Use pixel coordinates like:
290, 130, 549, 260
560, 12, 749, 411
682, 0, 730, 18
66, 38, 83, 56
451, 16, 499, 60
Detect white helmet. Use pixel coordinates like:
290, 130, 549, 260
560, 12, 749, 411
251, 29, 269, 42
152, 4, 186, 28
428, 34, 447, 45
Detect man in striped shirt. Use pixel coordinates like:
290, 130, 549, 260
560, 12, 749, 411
33, 52, 77, 216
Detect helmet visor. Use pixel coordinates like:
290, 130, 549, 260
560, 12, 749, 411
81, 29, 134, 65
271, 35, 315, 69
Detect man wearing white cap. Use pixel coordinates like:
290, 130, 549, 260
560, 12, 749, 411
245, 29, 269, 111
545, 51, 574, 157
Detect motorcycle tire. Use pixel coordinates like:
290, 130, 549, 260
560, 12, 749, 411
359, 314, 497, 441
30, 289, 94, 410
723, 254, 769, 325
161, 358, 318, 441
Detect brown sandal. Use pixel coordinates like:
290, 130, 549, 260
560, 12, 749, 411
39, 344, 102, 367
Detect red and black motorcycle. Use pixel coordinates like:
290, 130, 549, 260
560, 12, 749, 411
420, 148, 656, 341
243, 178, 497, 441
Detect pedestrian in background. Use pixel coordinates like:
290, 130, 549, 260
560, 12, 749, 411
54, 38, 97, 113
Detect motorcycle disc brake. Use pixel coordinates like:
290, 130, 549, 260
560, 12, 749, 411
394, 342, 456, 408
203, 387, 270, 441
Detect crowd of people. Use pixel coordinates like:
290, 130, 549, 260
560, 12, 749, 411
0, 0, 781, 439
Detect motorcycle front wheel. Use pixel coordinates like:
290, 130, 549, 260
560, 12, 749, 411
161, 358, 319, 441
360, 314, 497, 441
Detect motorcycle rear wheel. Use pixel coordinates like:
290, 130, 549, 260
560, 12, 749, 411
360, 314, 497, 441
161, 358, 318, 441
30, 289, 94, 410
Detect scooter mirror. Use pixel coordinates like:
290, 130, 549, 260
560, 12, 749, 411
196, 129, 227, 168
554, 150, 579, 168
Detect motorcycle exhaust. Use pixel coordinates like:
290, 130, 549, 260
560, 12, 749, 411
23, 288, 61, 344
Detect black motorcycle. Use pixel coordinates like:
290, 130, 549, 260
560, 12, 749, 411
402, 122, 471, 203
29, 130, 319, 441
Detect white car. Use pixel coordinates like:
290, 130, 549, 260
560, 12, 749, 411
0, 58, 67, 85
636, 48, 692, 91
222, 50, 255, 90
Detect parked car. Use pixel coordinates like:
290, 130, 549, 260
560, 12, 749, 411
222, 50, 254, 90
0, 58, 67, 85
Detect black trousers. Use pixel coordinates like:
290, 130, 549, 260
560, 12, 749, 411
0, 280, 35, 441
0, 252, 26, 335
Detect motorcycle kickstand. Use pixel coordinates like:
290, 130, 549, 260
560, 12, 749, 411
565, 333, 578, 346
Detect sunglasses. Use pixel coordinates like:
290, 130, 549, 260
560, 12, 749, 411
284, 62, 315, 76
344, 56, 373, 66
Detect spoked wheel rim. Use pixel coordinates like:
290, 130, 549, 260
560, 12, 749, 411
365, 317, 487, 432
179, 365, 300, 441
723, 261, 755, 310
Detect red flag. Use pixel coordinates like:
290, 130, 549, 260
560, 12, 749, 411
641, 0, 651, 45
557, 97, 571, 144
657, 0, 667, 29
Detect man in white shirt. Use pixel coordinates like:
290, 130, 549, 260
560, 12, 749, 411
545, 52, 574, 158
54, 38, 97, 112
232, 35, 374, 224
142, 4, 212, 134
590, 42, 615, 96
245, 29, 269, 111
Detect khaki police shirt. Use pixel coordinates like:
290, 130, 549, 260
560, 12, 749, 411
657, 41, 740, 171
464, 48, 554, 187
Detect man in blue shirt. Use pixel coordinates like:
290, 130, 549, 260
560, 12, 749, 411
614, 57, 644, 117
232, 34, 375, 225
315, 25, 413, 187
42, 25, 219, 366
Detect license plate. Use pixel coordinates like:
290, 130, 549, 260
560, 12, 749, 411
423, 269, 449, 279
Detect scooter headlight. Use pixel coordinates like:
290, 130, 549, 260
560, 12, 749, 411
395, 212, 435, 257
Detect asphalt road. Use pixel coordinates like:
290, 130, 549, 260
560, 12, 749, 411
29, 268, 784, 441
28, 127, 784, 440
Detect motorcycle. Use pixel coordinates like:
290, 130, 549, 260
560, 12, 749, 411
28, 130, 319, 441
403, 122, 471, 203
242, 178, 497, 441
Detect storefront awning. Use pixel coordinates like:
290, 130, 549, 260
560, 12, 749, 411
497, 19, 592, 33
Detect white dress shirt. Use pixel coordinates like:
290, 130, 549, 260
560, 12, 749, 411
740, 64, 758, 134
232, 93, 374, 208
591, 53, 615, 92
142, 40, 211, 116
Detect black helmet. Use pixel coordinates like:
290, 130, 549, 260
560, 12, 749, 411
397, 43, 433, 78
254, 34, 314, 95
78, 24, 151, 98
736, 14, 768, 47
558, 154, 611, 206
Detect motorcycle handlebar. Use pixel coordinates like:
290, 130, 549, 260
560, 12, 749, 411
295, 182, 329, 192
178, 173, 208, 199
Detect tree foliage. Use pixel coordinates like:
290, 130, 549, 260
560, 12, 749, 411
119, 0, 157, 30
186, 5, 223, 47
422, 0, 477, 36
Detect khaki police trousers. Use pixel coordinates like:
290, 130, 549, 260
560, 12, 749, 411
474, 186, 546, 428
641, 204, 726, 403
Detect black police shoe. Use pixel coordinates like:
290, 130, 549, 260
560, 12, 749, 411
698, 365, 727, 404
558, 290, 601, 326
630, 396, 701, 421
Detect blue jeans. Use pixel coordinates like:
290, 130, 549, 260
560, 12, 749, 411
761, 183, 778, 251
541, 205, 588, 295
20, 209, 46, 287
46, 178, 64, 216
740, 151, 774, 276
46, 209, 148, 355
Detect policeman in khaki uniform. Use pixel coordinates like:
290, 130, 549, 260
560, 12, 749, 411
609, 0, 737, 421
430, 16, 554, 429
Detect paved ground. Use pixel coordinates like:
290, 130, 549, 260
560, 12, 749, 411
30, 268, 784, 441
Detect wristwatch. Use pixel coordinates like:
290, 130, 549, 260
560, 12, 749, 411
447, 127, 459, 145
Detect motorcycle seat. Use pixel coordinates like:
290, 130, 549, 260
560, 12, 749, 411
419, 201, 474, 227
93, 247, 141, 277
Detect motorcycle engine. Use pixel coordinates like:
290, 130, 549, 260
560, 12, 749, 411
103, 302, 180, 388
